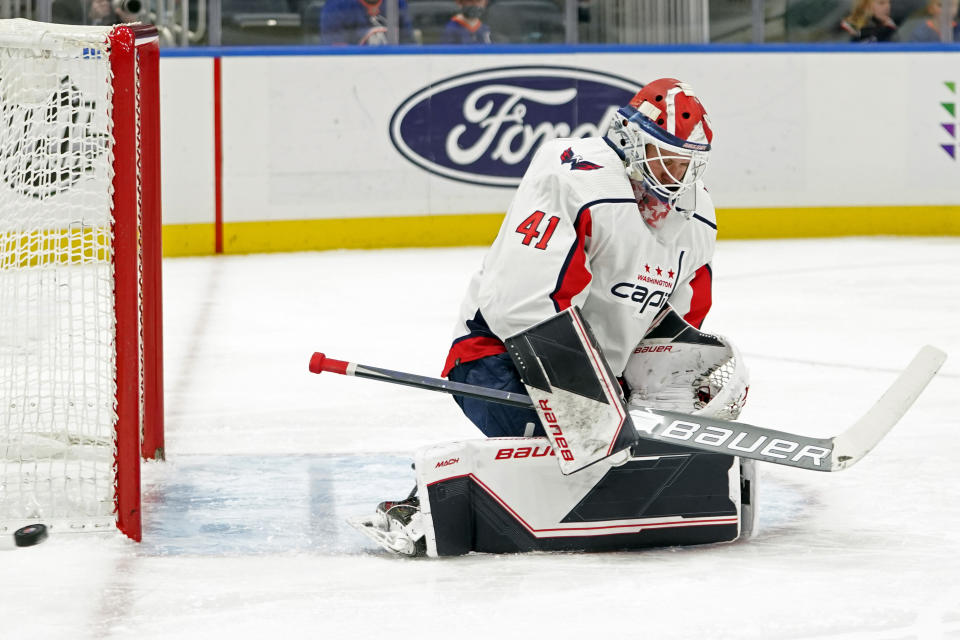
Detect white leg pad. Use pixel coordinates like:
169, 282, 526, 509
414, 437, 742, 557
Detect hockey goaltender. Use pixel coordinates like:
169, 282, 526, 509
318, 79, 945, 557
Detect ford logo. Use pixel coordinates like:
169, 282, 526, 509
389, 66, 640, 188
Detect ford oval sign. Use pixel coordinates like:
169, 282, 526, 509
389, 66, 640, 188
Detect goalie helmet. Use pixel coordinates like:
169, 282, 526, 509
623, 329, 748, 421
606, 78, 713, 206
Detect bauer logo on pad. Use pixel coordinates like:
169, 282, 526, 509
389, 66, 639, 188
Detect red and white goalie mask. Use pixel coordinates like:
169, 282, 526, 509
606, 78, 713, 207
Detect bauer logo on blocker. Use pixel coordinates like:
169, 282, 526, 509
389, 66, 639, 187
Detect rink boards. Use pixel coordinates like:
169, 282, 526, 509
154, 46, 960, 255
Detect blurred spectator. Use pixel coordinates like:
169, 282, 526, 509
841, 0, 899, 41
89, 0, 117, 24
89, 0, 140, 24
442, 0, 492, 43
52, 0, 85, 24
320, 0, 415, 45
908, 0, 960, 41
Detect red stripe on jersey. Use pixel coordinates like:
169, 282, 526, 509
683, 263, 713, 329
442, 336, 507, 377
550, 208, 593, 311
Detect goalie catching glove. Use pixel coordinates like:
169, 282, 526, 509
624, 328, 749, 420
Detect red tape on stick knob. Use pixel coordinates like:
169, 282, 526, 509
309, 352, 349, 375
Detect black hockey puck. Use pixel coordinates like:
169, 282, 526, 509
14, 524, 48, 547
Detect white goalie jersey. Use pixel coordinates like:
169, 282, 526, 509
443, 136, 718, 378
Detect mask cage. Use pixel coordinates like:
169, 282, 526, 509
609, 106, 710, 204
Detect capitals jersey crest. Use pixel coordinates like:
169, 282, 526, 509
560, 147, 603, 171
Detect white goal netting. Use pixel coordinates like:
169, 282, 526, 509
0, 21, 120, 532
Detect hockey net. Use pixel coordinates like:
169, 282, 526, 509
0, 19, 164, 541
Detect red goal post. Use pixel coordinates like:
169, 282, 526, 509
0, 19, 164, 542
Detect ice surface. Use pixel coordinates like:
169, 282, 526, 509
2, 238, 958, 639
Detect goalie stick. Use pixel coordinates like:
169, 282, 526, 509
309, 346, 946, 472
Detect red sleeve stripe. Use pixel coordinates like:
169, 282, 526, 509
442, 335, 506, 377
683, 263, 712, 329
550, 207, 593, 312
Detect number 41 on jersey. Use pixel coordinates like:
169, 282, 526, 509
516, 210, 560, 250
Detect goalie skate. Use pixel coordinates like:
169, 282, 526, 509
348, 496, 427, 557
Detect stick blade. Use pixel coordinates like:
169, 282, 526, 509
831, 345, 947, 470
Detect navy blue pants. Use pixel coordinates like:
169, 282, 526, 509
447, 353, 545, 438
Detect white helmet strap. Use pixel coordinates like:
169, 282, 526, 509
637, 101, 661, 121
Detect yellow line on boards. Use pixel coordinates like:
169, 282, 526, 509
717, 206, 960, 239
0, 228, 111, 268
163, 214, 505, 256
162, 224, 217, 258
159, 207, 960, 257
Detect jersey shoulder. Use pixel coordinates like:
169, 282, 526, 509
526, 137, 633, 203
